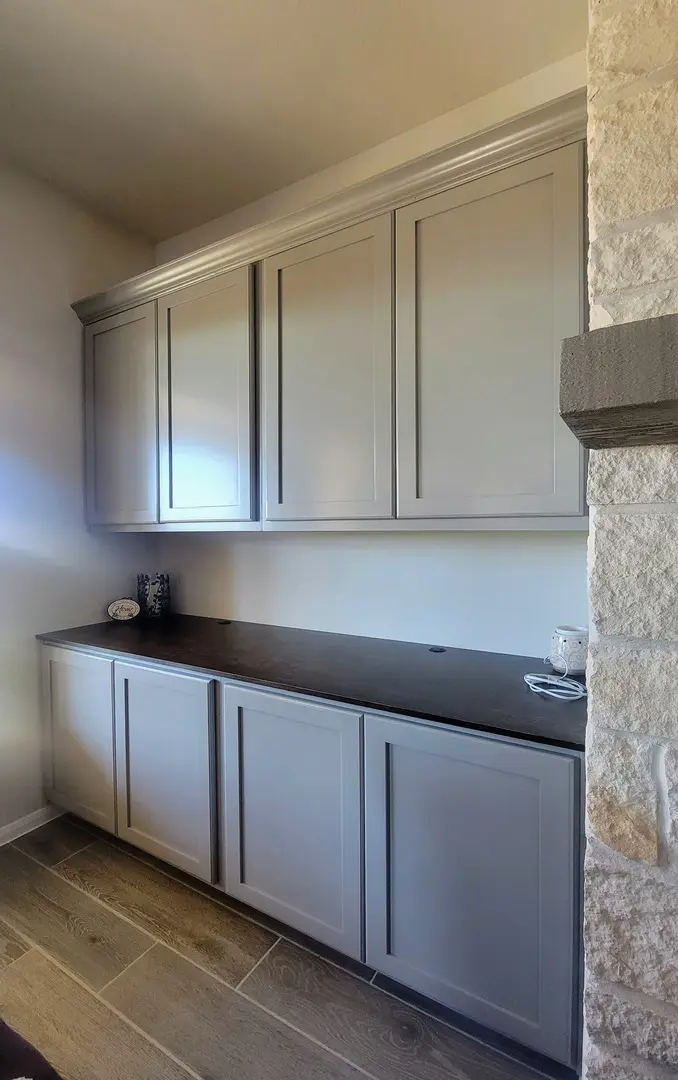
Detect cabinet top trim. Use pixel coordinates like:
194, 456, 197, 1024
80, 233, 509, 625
73, 92, 586, 325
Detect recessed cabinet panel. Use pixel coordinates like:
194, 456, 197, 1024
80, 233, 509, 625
85, 303, 158, 525
396, 144, 584, 518
364, 714, 579, 1065
42, 646, 115, 832
114, 661, 216, 882
263, 217, 393, 520
158, 268, 255, 522
222, 685, 363, 957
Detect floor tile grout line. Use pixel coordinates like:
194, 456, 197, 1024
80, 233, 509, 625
0, 936, 203, 1080
56, 836, 376, 985
52, 837, 99, 866
35, 840, 546, 1077
11, 824, 99, 869
3, 847, 382, 1077
95, 941, 158, 997
362, 979, 552, 1080
19, 832, 548, 1079
264, 928, 375, 985
11, 846, 161, 941
237, 986, 384, 1080
0, 947, 35, 972
1, 868, 545, 1080
234, 935, 281, 991
13, 846, 270, 985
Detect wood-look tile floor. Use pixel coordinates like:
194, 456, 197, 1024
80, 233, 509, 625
0, 817, 549, 1080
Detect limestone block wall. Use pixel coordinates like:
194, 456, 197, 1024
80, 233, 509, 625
585, 0, 678, 1076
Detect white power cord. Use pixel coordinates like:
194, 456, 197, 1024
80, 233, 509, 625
524, 658, 587, 701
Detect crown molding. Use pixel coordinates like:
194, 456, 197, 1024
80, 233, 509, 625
73, 90, 586, 324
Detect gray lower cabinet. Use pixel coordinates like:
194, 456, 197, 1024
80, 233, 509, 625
114, 661, 217, 882
40, 642, 581, 1063
364, 714, 579, 1066
221, 684, 363, 958
41, 646, 116, 833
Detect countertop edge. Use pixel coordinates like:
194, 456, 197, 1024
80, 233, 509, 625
36, 629, 585, 754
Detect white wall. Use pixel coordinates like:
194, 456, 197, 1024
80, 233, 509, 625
0, 161, 155, 829
156, 52, 586, 263
162, 532, 588, 658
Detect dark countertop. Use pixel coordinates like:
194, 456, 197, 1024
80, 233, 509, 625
37, 615, 586, 751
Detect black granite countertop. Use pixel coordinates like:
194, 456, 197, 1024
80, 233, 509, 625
37, 616, 586, 751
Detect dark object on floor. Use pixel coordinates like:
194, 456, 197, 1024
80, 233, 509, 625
0, 1018, 63, 1079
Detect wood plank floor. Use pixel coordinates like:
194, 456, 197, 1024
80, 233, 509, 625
240, 938, 536, 1080
0, 845, 152, 990
59, 839, 276, 985
0, 817, 550, 1080
14, 816, 94, 867
104, 943, 362, 1080
0, 951, 192, 1080
0, 915, 28, 970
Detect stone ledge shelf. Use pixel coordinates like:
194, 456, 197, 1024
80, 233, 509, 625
560, 313, 678, 449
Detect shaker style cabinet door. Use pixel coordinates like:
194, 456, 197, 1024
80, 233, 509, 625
85, 303, 158, 525
262, 216, 393, 521
41, 646, 115, 832
221, 685, 363, 957
396, 143, 585, 518
364, 715, 579, 1066
114, 661, 216, 881
158, 268, 255, 522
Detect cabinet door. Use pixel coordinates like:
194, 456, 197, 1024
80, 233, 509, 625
158, 268, 255, 522
396, 143, 585, 518
222, 685, 362, 957
114, 662, 216, 881
42, 646, 115, 832
365, 715, 579, 1066
263, 217, 393, 521
85, 303, 158, 525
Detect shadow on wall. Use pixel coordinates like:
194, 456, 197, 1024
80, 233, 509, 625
0, 433, 152, 828
0, 160, 153, 831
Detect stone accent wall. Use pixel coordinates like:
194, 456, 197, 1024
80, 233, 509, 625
585, 1, 678, 1077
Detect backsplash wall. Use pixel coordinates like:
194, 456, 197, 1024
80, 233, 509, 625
160, 531, 588, 657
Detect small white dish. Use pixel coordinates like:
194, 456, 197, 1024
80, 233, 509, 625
107, 598, 140, 621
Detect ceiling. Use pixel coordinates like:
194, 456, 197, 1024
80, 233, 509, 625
0, 0, 588, 242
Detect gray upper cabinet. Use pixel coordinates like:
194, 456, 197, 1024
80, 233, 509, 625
114, 661, 216, 882
221, 684, 363, 957
158, 268, 255, 522
80, 144, 587, 532
41, 646, 116, 833
396, 143, 585, 518
364, 714, 579, 1066
262, 217, 394, 521
85, 303, 158, 525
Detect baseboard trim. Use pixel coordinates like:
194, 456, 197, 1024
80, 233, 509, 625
0, 805, 63, 847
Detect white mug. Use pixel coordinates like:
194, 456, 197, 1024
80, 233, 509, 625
549, 625, 588, 675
